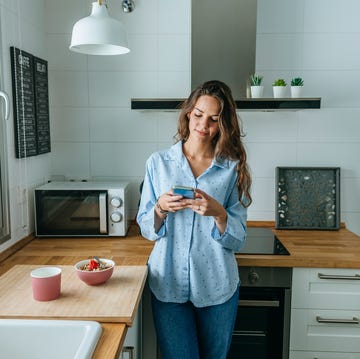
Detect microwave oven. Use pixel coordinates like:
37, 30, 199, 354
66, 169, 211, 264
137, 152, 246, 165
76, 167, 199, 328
34, 181, 130, 237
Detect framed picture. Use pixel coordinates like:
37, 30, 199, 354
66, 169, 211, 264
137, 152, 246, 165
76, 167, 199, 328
275, 167, 340, 230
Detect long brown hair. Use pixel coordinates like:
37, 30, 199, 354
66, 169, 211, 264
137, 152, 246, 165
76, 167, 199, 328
174, 80, 252, 207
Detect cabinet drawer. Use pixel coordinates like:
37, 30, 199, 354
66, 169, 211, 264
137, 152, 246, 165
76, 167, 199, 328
290, 351, 360, 359
290, 309, 360, 352
292, 268, 360, 310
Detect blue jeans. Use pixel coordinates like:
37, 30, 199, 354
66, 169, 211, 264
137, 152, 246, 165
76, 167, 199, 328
151, 287, 239, 359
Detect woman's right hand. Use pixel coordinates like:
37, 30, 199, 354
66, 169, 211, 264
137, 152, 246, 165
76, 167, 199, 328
156, 191, 186, 213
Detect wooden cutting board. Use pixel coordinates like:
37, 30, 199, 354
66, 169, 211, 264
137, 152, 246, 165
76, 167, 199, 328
0, 265, 147, 324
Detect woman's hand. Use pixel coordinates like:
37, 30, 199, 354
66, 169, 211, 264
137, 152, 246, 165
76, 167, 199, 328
186, 188, 225, 216
184, 189, 228, 232
156, 191, 186, 213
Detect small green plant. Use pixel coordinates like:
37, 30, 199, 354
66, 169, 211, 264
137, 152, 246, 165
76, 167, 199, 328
272, 78, 287, 86
291, 77, 304, 86
250, 74, 263, 86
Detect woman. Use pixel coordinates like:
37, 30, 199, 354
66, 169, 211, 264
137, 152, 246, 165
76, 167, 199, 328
137, 80, 252, 359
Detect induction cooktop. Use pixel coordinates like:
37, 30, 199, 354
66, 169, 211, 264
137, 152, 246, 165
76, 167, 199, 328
237, 227, 289, 255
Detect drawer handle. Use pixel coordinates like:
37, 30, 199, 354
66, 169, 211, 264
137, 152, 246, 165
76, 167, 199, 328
318, 273, 360, 280
316, 316, 360, 324
122, 346, 134, 359
238, 299, 279, 308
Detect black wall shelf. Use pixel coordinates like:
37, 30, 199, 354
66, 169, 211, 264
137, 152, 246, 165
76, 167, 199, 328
131, 98, 321, 111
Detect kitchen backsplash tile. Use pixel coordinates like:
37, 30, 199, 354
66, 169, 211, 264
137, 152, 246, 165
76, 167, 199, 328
257, 0, 304, 33
304, 0, 360, 33
248, 177, 275, 214
297, 142, 360, 177
256, 34, 303, 70
90, 142, 158, 178
51, 142, 90, 179
302, 33, 360, 70
157, 112, 179, 142
49, 71, 89, 106
51, 107, 90, 142
158, 34, 190, 71
89, 108, 158, 142
245, 142, 298, 178
158, 0, 191, 34
157, 71, 191, 98
298, 108, 360, 141
45, 0, 86, 35
116, 0, 158, 35
88, 72, 157, 106
241, 112, 299, 142
341, 178, 360, 212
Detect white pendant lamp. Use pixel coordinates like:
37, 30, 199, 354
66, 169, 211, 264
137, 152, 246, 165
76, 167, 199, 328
70, 0, 130, 56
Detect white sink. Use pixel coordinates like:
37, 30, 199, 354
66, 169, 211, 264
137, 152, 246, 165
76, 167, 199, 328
0, 319, 102, 359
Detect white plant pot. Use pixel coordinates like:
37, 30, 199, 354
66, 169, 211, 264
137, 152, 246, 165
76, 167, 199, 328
273, 86, 287, 98
250, 86, 264, 98
291, 86, 303, 98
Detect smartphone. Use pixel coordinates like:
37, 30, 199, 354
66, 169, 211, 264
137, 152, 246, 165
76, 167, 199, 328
172, 185, 195, 199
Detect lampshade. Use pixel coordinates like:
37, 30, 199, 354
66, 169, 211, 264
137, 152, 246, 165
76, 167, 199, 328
69, 1, 130, 56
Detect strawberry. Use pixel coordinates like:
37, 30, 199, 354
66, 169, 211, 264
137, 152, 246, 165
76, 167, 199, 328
88, 259, 99, 270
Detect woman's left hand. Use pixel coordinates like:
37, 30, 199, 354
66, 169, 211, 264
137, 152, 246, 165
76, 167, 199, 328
182, 188, 228, 233
184, 189, 226, 218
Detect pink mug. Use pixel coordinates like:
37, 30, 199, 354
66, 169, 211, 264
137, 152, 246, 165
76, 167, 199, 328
30, 267, 62, 301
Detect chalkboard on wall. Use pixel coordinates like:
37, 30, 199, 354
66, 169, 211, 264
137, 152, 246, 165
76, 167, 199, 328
10, 47, 51, 158
33, 56, 51, 155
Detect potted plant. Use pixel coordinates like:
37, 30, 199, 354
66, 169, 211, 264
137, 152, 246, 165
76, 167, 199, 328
250, 74, 264, 98
290, 77, 304, 98
272, 78, 287, 98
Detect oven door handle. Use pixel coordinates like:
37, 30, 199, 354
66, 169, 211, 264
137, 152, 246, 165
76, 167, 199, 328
316, 316, 360, 325
238, 299, 280, 308
233, 330, 266, 337
99, 193, 107, 234
318, 273, 360, 280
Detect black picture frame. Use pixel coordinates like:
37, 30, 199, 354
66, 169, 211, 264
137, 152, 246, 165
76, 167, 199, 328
275, 167, 341, 230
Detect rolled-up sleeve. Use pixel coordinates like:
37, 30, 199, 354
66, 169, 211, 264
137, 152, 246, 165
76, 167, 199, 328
136, 156, 166, 240
211, 180, 247, 252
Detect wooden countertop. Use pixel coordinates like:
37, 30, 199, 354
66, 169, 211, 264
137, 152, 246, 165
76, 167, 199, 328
235, 221, 360, 268
0, 226, 152, 359
1, 221, 360, 358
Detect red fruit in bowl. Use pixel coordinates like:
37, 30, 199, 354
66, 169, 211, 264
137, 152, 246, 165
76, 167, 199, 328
88, 259, 99, 270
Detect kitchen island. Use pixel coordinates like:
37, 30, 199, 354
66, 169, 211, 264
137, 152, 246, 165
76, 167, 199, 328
1, 221, 360, 358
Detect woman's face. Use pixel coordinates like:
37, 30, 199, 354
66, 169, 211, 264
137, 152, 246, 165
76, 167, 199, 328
187, 95, 221, 143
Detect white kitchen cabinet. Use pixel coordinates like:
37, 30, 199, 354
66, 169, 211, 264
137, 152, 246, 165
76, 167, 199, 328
290, 268, 360, 359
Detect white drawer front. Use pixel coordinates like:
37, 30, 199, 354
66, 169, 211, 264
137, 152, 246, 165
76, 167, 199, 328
290, 351, 360, 359
291, 309, 360, 352
292, 268, 360, 310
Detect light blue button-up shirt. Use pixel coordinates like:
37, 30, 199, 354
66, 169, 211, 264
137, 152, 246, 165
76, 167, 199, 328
137, 141, 247, 307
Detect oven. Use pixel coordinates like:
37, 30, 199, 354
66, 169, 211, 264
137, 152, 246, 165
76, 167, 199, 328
228, 228, 292, 359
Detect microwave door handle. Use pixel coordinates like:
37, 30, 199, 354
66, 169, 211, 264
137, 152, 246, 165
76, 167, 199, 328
99, 193, 107, 234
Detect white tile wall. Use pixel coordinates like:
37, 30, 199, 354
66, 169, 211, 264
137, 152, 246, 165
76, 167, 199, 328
45, 0, 360, 231
0, 0, 50, 252
2, 0, 360, 253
